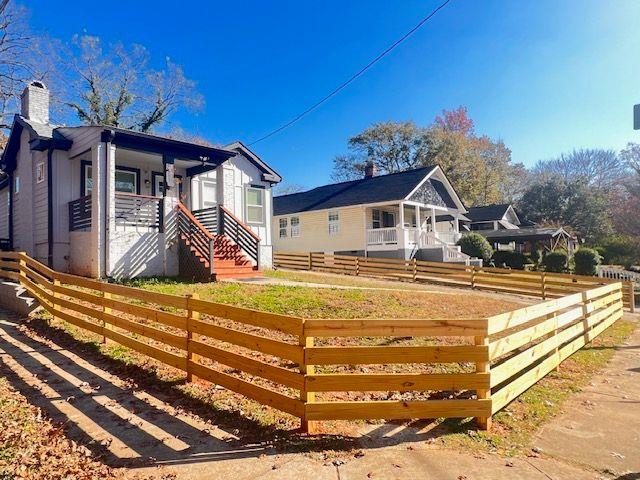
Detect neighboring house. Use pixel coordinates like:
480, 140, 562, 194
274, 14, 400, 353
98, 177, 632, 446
273, 163, 478, 264
0, 82, 281, 280
466, 203, 576, 254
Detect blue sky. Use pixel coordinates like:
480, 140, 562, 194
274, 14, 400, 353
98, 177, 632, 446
28, 0, 640, 188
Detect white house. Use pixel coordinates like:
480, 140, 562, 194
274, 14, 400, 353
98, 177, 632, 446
273, 163, 478, 264
0, 82, 281, 280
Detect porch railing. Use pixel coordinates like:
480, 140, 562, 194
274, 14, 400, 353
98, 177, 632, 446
69, 195, 92, 231
366, 227, 398, 245
219, 205, 260, 266
436, 231, 462, 245
115, 193, 163, 230
192, 206, 218, 234
176, 202, 214, 274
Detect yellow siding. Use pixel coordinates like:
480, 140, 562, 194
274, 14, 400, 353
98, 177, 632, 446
273, 206, 365, 253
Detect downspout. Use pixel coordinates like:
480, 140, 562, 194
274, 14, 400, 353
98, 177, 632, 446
47, 146, 54, 267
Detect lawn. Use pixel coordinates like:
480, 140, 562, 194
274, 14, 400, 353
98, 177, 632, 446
118, 276, 523, 319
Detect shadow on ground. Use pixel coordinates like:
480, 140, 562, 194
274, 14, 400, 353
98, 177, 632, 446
0, 311, 465, 471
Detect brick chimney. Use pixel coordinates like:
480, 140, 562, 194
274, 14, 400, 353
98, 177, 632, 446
364, 160, 377, 178
21, 81, 50, 124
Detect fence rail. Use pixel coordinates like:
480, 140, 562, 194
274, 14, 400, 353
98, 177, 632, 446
274, 251, 635, 312
114, 193, 163, 230
0, 251, 627, 434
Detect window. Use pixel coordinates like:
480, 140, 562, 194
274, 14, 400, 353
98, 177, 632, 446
83, 163, 138, 196
290, 216, 300, 237
115, 169, 137, 194
36, 162, 45, 184
328, 210, 339, 235
245, 186, 264, 224
372, 209, 381, 229
279, 218, 288, 238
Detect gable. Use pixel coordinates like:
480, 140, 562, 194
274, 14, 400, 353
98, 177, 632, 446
408, 178, 457, 208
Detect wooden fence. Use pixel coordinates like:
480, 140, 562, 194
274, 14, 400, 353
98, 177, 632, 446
274, 251, 635, 312
0, 252, 627, 433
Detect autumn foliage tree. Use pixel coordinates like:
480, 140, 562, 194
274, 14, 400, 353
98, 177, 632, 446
331, 107, 527, 206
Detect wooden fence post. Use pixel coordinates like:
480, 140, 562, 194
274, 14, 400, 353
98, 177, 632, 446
355, 257, 360, 276
52, 275, 61, 324
540, 272, 547, 300
102, 287, 112, 344
18, 253, 27, 285
299, 322, 317, 434
186, 293, 200, 383
627, 281, 636, 313
308, 252, 313, 271
475, 334, 491, 431
471, 266, 477, 289
412, 257, 417, 282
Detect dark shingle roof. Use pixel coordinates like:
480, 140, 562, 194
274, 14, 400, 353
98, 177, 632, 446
466, 204, 511, 222
274, 166, 445, 216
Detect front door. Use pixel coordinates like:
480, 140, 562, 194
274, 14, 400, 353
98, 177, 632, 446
199, 180, 217, 210
152, 172, 183, 199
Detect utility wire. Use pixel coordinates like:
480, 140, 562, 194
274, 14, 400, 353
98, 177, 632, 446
249, 0, 453, 146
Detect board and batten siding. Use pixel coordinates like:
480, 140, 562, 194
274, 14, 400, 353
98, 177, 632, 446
12, 129, 35, 256
273, 206, 365, 253
0, 188, 8, 238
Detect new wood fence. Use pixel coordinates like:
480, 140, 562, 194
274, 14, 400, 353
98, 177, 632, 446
0, 252, 627, 433
274, 251, 635, 312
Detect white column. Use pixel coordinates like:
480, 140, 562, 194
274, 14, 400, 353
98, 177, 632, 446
431, 208, 437, 237
104, 142, 116, 277
90, 143, 104, 278
162, 155, 179, 276
398, 202, 405, 251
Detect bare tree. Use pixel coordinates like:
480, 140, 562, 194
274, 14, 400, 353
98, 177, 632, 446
532, 148, 627, 189
274, 183, 306, 196
50, 35, 203, 132
0, 1, 39, 130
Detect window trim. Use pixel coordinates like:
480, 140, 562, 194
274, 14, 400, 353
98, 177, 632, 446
279, 218, 288, 238
245, 185, 265, 225
82, 160, 141, 196
36, 162, 45, 184
328, 210, 340, 235
290, 216, 300, 238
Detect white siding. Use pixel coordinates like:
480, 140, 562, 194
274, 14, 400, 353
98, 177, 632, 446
13, 129, 35, 255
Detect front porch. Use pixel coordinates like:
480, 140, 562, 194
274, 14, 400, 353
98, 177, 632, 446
364, 202, 468, 262
65, 130, 260, 280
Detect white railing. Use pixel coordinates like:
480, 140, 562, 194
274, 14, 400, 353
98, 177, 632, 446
419, 230, 471, 264
435, 231, 462, 245
597, 266, 640, 283
366, 227, 398, 245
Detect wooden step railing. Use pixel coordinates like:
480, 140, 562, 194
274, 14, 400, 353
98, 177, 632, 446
192, 206, 218, 234
176, 202, 214, 275
218, 204, 260, 267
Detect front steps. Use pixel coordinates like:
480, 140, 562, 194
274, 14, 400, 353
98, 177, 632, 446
178, 233, 261, 282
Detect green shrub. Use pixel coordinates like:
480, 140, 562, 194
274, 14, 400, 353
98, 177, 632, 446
573, 248, 601, 276
594, 236, 640, 268
492, 250, 528, 270
457, 233, 493, 262
543, 250, 569, 273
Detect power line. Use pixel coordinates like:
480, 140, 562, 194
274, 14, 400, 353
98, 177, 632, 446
249, 0, 453, 146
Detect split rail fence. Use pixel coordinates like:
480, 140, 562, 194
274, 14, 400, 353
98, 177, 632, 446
274, 251, 635, 312
0, 252, 627, 432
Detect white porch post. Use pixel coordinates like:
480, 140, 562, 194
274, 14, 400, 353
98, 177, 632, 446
398, 202, 405, 251
415, 205, 421, 229
162, 154, 179, 276
431, 208, 437, 238
104, 141, 116, 277
91, 135, 116, 279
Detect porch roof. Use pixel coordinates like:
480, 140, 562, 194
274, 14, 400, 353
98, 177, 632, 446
274, 166, 456, 216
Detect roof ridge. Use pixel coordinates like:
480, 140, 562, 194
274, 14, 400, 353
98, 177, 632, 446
274, 165, 435, 199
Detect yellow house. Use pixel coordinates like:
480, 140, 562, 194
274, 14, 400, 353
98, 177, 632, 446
273, 164, 476, 263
